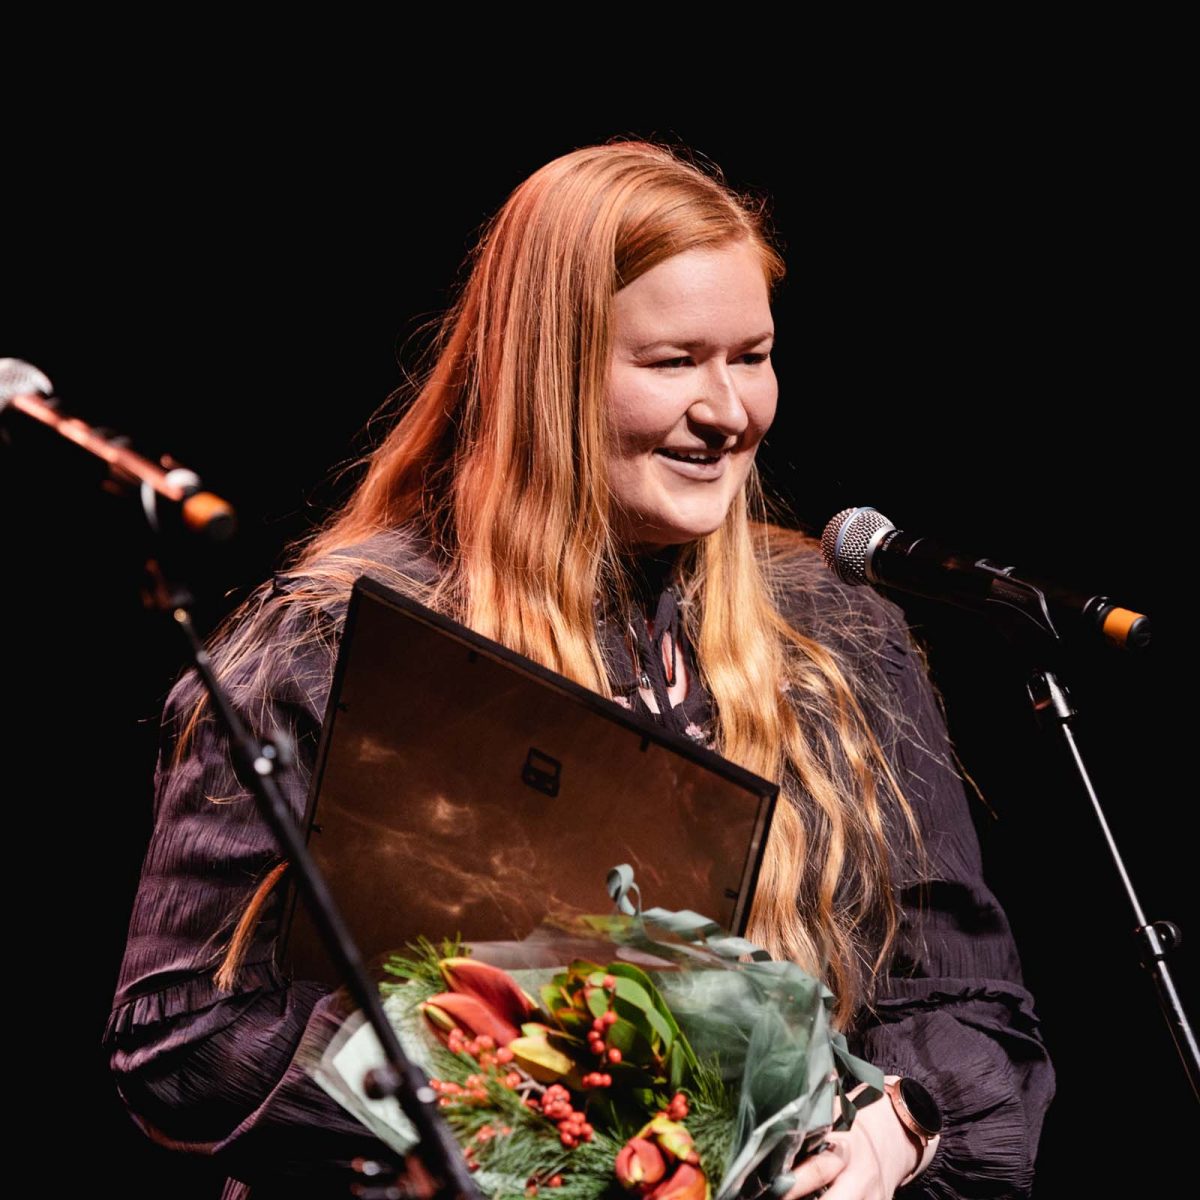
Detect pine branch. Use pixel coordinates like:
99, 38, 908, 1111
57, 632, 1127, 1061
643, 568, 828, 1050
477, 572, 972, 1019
380, 935, 468, 992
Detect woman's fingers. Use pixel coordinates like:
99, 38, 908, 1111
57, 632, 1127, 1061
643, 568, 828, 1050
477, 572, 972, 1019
772, 1137, 848, 1200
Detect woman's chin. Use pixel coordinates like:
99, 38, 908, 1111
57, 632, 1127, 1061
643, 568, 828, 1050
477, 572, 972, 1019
616, 515, 730, 551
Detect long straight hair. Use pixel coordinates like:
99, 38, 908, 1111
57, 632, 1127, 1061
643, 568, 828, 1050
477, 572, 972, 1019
190, 140, 924, 1029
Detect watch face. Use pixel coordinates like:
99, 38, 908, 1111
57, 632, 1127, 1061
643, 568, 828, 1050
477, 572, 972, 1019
899, 1078, 944, 1135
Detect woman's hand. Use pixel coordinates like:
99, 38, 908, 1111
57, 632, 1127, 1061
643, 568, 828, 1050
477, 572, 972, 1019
772, 1076, 924, 1200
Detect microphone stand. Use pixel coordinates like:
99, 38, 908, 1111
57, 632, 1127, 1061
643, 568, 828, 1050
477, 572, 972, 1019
1, 359, 479, 1197
990, 610, 1199, 1103
142, 556, 482, 1199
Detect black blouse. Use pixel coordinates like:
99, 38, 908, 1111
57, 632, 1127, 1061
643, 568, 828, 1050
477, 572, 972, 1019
102, 529, 1054, 1198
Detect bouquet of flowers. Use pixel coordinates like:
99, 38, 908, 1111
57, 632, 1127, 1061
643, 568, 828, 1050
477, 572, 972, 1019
310, 870, 883, 1200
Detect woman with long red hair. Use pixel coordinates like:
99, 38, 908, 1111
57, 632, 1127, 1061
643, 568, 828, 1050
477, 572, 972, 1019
104, 140, 1054, 1198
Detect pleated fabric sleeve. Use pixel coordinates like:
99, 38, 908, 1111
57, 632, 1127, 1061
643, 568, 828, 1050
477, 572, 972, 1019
842, 588, 1056, 1198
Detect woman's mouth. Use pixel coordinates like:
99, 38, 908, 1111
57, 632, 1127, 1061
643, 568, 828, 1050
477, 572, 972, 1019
653, 448, 728, 478
655, 448, 723, 464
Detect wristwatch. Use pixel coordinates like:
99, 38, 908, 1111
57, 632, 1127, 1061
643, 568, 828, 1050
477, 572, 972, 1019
884, 1076, 943, 1178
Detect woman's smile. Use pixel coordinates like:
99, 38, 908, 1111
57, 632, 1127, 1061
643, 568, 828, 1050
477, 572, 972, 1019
652, 446, 731, 479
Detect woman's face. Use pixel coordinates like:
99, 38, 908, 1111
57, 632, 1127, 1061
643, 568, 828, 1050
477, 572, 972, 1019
606, 240, 777, 551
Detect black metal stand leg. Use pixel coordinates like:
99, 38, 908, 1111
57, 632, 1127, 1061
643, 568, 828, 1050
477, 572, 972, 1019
1028, 668, 1199, 1102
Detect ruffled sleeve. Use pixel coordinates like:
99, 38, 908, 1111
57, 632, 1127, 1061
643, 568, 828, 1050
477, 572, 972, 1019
848, 594, 1056, 1198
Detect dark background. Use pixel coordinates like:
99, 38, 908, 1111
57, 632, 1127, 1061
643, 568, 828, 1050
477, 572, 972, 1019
7, 104, 1191, 1197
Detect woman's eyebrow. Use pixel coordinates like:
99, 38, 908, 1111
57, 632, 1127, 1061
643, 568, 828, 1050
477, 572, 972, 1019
631, 331, 775, 355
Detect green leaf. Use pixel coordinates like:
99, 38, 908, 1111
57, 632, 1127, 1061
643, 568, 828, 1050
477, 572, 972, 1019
585, 986, 610, 1020
612, 1003, 658, 1052
667, 1040, 687, 1091
623, 968, 701, 1074
605, 1017, 661, 1075
613, 978, 674, 1046
610, 965, 684, 1035
607, 1015, 647, 1053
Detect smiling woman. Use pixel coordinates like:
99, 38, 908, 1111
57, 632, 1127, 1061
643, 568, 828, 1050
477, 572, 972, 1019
103, 139, 1053, 1199
607, 241, 779, 551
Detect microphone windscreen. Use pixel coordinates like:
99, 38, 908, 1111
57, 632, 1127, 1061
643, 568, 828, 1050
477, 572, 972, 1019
821, 506, 895, 585
0, 358, 54, 408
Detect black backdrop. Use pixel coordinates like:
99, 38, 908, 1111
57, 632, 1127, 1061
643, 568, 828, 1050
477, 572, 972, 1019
7, 113, 1191, 1197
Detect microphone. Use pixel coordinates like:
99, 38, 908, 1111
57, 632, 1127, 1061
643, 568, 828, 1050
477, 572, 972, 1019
821, 505, 1151, 652
0, 357, 237, 542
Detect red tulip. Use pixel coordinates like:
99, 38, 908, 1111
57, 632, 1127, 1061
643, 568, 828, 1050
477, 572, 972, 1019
615, 1138, 668, 1191
420, 991, 521, 1047
440, 957, 538, 1025
645, 1163, 709, 1200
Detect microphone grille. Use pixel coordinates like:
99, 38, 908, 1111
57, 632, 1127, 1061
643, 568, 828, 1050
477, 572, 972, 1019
0, 358, 54, 406
821, 506, 895, 585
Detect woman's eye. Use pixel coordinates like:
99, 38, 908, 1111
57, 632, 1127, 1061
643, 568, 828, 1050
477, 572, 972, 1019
648, 351, 770, 369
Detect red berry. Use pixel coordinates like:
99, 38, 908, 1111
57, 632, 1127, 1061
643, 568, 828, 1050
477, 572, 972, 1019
603, 974, 617, 989
496, 1047, 514, 1064
607, 1048, 622, 1063
549, 1176, 564, 1188
603, 1010, 618, 1026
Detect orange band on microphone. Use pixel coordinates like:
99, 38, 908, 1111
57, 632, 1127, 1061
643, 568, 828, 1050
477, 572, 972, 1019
182, 491, 237, 535
1102, 606, 1144, 647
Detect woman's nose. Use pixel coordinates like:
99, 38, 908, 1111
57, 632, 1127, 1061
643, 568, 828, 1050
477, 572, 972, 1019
687, 361, 750, 439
